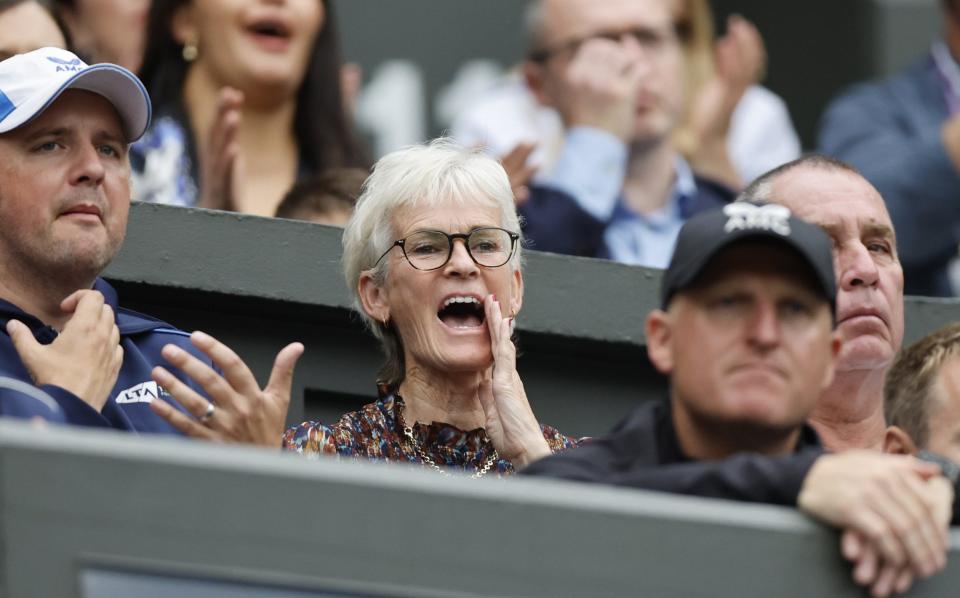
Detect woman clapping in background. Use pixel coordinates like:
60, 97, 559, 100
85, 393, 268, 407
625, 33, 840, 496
133, 0, 367, 215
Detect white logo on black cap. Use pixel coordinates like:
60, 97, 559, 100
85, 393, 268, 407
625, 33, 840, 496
723, 203, 792, 236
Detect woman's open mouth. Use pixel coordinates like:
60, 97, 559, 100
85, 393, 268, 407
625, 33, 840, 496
437, 296, 486, 329
246, 19, 292, 52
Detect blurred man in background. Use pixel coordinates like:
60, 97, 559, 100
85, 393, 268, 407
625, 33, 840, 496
53, 0, 148, 72
819, 0, 960, 297
0, 0, 68, 60
517, 0, 734, 267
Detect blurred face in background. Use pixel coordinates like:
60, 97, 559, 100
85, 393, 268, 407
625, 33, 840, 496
173, 0, 324, 101
59, 0, 150, 72
532, 0, 685, 144
0, 1, 67, 61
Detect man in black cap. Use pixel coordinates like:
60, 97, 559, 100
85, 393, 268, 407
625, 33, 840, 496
524, 203, 953, 597
644, 201, 839, 462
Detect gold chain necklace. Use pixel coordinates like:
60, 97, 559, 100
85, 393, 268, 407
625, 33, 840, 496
398, 401, 499, 479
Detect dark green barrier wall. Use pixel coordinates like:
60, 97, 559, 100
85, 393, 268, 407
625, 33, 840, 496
103, 203, 960, 439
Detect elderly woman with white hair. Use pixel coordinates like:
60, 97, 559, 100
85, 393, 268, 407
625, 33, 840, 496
149, 139, 577, 476
281, 139, 578, 475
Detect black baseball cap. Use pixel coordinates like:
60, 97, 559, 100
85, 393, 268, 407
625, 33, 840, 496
661, 202, 836, 313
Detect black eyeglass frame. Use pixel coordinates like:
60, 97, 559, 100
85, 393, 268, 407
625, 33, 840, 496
527, 22, 690, 63
374, 227, 521, 271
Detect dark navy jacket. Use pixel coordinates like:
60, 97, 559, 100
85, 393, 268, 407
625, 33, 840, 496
0, 379, 65, 422
0, 278, 208, 433
520, 178, 735, 259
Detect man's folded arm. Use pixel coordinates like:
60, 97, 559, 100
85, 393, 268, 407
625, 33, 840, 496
522, 446, 821, 506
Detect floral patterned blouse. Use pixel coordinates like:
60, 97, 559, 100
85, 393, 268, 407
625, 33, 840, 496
282, 394, 581, 477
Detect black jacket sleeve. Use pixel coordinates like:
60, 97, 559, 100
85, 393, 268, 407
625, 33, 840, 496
522, 445, 820, 506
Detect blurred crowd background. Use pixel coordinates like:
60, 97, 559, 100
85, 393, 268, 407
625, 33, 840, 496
337, 0, 935, 156
2, 0, 952, 291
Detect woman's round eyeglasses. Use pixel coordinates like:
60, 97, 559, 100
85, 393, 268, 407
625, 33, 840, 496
374, 227, 520, 271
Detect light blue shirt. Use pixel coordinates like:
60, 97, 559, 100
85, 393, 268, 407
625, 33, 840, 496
543, 127, 697, 269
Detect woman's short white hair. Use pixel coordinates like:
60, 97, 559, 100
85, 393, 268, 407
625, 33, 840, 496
342, 138, 523, 346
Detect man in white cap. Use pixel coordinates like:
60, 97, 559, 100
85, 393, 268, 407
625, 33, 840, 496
0, 47, 210, 431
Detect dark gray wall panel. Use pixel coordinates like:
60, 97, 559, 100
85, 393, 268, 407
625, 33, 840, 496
104, 203, 960, 439
1, 422, 958, 598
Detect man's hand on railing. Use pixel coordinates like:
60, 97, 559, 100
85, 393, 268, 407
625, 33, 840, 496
798, 451, 953, 597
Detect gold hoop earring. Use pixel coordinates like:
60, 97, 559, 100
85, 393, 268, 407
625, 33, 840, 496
182, 39, 199, 62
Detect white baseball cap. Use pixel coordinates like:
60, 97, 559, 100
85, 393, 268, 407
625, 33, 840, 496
0, 47, 151, 141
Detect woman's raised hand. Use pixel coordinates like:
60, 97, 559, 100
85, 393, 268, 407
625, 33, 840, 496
686, 15, 766, 189
499, 142, 538, 205
477, 295, 551, 469
149, 331, 304, 448
197, 87, 244, 211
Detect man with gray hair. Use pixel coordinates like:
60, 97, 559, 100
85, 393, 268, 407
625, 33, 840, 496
738, 155, 903, 453
736, 154, 960, 597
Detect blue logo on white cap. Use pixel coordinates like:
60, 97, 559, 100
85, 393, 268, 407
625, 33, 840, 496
0, 89, 13, 123
46, 56, 83, 72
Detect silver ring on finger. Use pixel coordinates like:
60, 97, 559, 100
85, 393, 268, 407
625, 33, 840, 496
200, 401, 216, 425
